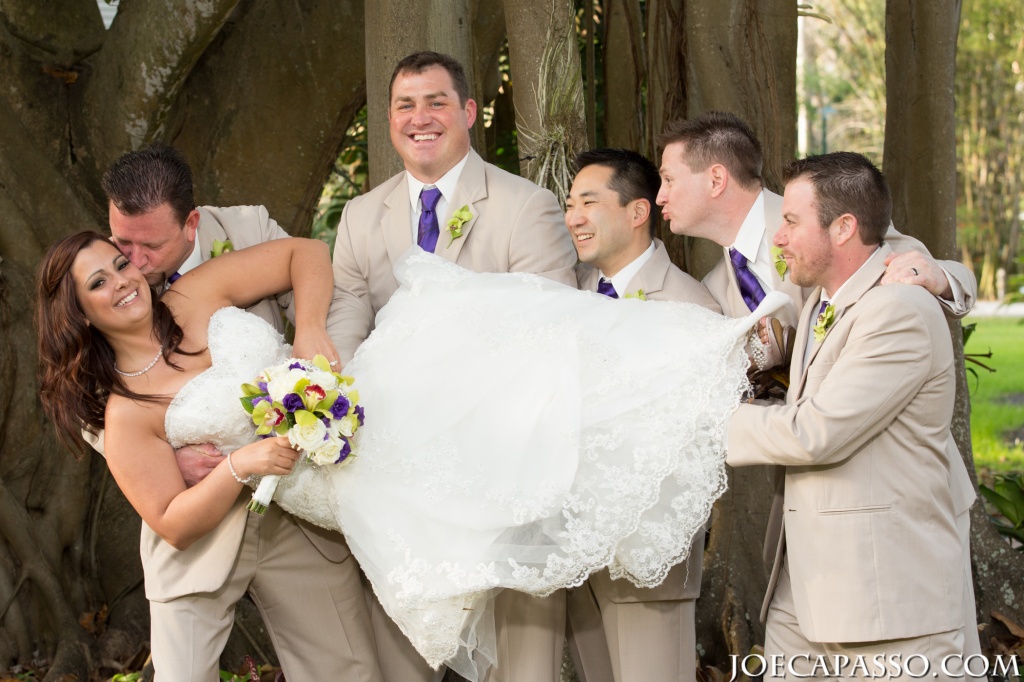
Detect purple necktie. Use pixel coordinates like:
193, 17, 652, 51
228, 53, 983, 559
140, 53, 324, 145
597, 277, 618, 298
167, 271, 181, 284
818, 300, 829, 316
417, 187, 442, 253
729, 248, 766, 312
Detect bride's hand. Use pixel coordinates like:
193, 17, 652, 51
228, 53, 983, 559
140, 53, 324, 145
292, 326, 341, 368
748, 316, 795, 372
231, 436, 300, 480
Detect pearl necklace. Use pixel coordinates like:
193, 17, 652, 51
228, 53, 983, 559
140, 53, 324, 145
115, 345, 164, 378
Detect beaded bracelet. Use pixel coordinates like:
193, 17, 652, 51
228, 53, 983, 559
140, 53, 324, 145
227, 452, 251, 485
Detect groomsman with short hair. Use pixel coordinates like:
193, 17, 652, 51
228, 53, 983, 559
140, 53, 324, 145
725, 152, 977, 680
565, 147, 718, 682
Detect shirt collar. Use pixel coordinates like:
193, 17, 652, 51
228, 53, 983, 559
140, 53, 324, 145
826, 246, 883, 302
406, 152, 471, 209
177, 239, 203, 276
731, 189, 767, 264
602, 241, 656, 297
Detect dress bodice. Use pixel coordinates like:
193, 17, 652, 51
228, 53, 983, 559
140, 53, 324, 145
165, 307, 290, 454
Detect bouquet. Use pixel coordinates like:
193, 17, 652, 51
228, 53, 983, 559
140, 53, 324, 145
240, 354, 364, 514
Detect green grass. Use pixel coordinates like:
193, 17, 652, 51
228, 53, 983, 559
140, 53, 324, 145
965, 317, 1024, 473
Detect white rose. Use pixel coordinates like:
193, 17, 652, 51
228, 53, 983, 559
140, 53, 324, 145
309, 435, 344, 466
288, 418, 328, 454
267, 367, 308, 401
307, 369, 339, 391
337, 413, 360, 438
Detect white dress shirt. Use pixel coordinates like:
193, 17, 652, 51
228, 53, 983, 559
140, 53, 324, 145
406, 153, 472, 246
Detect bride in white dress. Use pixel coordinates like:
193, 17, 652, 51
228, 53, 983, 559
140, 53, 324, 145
39, 233, 782, 681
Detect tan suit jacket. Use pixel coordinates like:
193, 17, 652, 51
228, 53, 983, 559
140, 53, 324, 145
702, 190, 977, 323
141, 204, 352, 602
332, 149, 577, 363
726, 243, 975, 643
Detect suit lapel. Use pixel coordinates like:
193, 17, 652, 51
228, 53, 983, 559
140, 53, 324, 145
720, 245, 751, 315
792, 244, 893, 396
195, 209, 227, 265
626, 242, 668, 298
437, 150, 486, 263
382, 177, 414, 267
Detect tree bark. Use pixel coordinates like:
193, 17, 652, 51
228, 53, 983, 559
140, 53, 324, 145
602, 0, 645, 151
885, 0, 1024, 629
503, 0, 586, 192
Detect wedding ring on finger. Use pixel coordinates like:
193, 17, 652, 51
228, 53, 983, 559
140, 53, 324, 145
329, 360, 338, 366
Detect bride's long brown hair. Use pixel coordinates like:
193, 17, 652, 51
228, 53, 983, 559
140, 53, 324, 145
36, 231, 191, 458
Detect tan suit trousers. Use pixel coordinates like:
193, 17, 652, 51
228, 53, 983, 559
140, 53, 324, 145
150, 504, 381, 681
763, 560, 966, 681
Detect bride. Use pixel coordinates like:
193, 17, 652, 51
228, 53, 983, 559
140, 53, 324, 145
37, 234, 782, 681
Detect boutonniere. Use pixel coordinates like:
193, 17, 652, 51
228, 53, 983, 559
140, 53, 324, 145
813, 304, 835, 343
771, 245, 788, 279
624, 289, 648, 300
446, 205, 472, 247
211, 239, 234, 258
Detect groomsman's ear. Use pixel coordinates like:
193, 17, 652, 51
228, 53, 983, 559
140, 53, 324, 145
833, 213, 859, 247
708, 164, 728, 198
631, 199, 651, 228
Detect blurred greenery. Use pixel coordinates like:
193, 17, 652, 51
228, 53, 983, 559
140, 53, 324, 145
966, 317, 1024, 472
311, 106, 369, 253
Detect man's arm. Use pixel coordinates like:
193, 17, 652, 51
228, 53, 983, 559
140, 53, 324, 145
880, 224, 977, 318
330, 200, 376, 365
727, 290, 939, 468
507, 188, 578, 286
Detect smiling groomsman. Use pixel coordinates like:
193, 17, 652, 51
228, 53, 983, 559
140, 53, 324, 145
726, 152, 977, 680
564, 148, 718, 682
332, 51, 577, 682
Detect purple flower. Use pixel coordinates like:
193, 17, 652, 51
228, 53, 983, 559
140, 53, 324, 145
329, 395, 351, 419
251, 395, 270, 407
288, 361, 305, 370
354, 405, 365, 425
337, 440, 352, 463
321, 416, 332, 429
282, 393, 304, 412
257, 381, 268, 393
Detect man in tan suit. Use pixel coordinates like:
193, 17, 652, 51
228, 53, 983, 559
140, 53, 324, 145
726, 152, 977, 679
564, 148, 718, 682
100, 143, 383, 681
332, 51, 577, 682
655, 111, 976, 327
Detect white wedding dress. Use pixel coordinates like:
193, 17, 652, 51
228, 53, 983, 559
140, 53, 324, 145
165, 249, 786, 682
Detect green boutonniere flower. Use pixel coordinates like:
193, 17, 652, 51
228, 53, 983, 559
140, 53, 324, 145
211, 239, 234, 258
624, 289, 648, 300
771, 245, 788, 279
813, 304, 836, 343
446, 205, 472, 247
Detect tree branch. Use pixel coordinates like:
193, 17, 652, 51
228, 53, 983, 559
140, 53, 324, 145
0, 0, 104, 64
78, 0, 241, 174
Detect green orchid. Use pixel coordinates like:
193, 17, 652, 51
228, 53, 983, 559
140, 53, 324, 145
446, 205, 472, 246
624, 289, 648, 300
251, 400, 289, 436
813, 304, 836, 343
211, 239, 234, 258
771, 245, 788, 279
